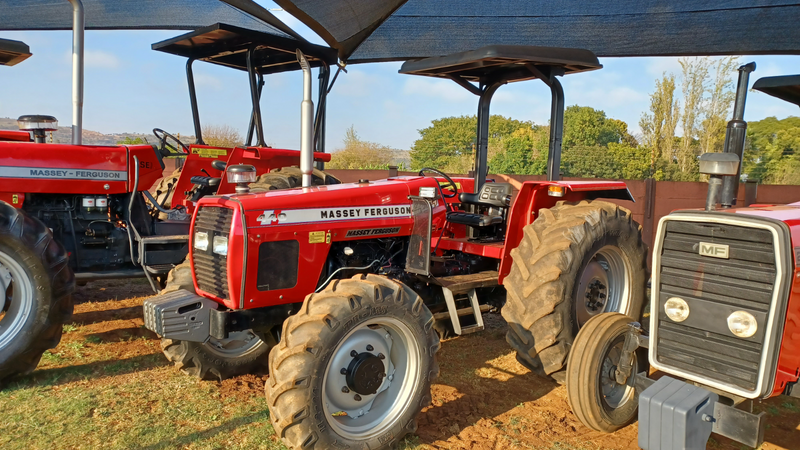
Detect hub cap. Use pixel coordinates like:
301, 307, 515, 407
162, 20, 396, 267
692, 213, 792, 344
600, 338, 636, 409
0, 250, 33, 352
575, 245, 631, 327
322, 317, 420, 440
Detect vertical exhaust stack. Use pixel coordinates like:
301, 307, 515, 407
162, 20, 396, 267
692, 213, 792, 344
720, 62, 756, 208
68, 0, 84, 145
297, 50, 314, 188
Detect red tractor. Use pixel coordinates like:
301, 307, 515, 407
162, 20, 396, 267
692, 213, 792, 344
566, 65, 800, 449
0, 24, 340, 383
143, 45, 649, 448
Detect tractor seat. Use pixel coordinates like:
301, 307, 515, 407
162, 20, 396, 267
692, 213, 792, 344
458, 182, 512, 207
446, 211, 503, 227
190, 175, 220, 187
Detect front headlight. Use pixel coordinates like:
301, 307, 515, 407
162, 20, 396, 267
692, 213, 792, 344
664, 297, 690, 322
194, 231, 209, 251
727, 311, 758, 338
213, 235, 228, 256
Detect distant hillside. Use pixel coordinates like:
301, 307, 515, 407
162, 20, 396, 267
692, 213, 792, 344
0, 117, 196, 146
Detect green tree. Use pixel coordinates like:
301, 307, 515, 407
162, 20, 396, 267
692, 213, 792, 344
410, 115, 534, 171
117, 136, 147, 145
640, 72, 679, 170
676, 57, 710, 178
699, 57, 739, 154
563, 106, 632, 149
744, 116, 800, 184
328, 126, 404, 169
489, 127, 549, 175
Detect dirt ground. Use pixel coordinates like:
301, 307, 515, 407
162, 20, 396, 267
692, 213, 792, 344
7, 279, 800, 450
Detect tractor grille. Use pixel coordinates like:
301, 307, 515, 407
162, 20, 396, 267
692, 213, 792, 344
192, 206, 233, 300
653, 218, 779, 394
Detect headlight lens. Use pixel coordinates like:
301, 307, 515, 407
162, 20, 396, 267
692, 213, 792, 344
727, 311, 758, 338
213, 235, 228, 256
664, 297, 690, 322
194, 231, 209, 251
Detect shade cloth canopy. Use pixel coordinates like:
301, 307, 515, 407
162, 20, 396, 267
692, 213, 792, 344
274, 0, 800, 62
0, 0, 302, 40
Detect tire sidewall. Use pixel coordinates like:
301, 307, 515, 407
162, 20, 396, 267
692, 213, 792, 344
0, 237, 53, 363
306, 298, 433, 448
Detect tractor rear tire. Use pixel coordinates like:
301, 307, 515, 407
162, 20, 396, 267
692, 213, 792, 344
0, 203, 75, 384
249, 166, 340, 192
502, 200, 647, 383
159, 260, 273, 381
566, 312, 647, 433
149, 168, 181, 209
266, 274, 439, 449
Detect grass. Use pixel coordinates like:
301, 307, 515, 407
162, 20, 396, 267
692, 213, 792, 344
0, 368, 284, 450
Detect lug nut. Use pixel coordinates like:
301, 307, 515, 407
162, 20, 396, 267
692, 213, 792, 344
354, 394, 362, 401
342, 386, 350, 393
378, 353, 385, 360
350, 350, 358, 357
379, 372, 386, 378
366, 344, 374, 351
340, 368, 347, 375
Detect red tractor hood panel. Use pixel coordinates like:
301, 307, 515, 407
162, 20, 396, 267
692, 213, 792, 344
0, 142, 162, 194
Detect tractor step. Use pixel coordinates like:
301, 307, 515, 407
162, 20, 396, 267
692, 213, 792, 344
145, 264, 175, 275
432, 304, 492, 320
442, 286, 486, 335
437, 270, 499, 294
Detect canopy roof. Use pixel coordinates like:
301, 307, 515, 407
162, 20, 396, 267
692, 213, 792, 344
753, 75, 800, 107
152, 23, 337, 74
399, 45, 600, 83
0, 38, 32, 66
274, 0, 800, 62
0, 0, 302, 41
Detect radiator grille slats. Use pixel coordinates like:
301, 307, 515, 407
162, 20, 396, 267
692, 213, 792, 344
655, 220, 777, 392
192, 206, 232, 300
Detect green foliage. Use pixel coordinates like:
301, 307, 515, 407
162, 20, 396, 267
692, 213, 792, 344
562, 143, 653, 180
744, 116, 800, 184
328, 126, 407, 170
117, 136, 147, 145
410, 115, 534, 172
563, 106, 633, 149
488, 127, 548, 175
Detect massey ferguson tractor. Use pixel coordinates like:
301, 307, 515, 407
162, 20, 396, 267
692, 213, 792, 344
143, 45, 649, 449
566, 64, 800, 449
0, 25, 340, 383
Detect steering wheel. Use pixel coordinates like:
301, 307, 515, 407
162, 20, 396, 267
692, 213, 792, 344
153, 128, 190, 156
418, 167, 458, 198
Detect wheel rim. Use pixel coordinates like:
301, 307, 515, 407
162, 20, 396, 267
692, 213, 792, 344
203, 330, 265, 357
575, 245, 632, 327
0, 250, 33, 352
599, 336, 637, 409
322, 317, 421, 440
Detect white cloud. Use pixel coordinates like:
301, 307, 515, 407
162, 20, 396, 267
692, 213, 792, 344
62, 49, 120, 69
193, 73, 222, 90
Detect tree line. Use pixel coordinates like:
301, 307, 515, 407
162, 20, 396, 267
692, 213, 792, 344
329, 56, 800, 184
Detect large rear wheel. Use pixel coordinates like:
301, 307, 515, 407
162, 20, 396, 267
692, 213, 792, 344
0, 203, 75, 383
502, 200, 647, 382
159, 260, 273, 381
566, 312, 647, 432
266, 274, 439, 449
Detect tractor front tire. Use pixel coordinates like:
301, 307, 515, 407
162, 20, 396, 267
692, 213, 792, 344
502, 200, 647, 383
0, 203, 75, 384
159, 260, 273, 381
267, 274, 439, 449
566, 313, 647, 432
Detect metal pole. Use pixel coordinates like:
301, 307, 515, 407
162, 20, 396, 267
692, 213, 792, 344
245, 73, 264, 147
720, 62, 756, 208
297, 50, 314, 188
246, 46, 266, 147
68, 0, 84, 145
547, 78, 565, 181
474, 81, 503, 193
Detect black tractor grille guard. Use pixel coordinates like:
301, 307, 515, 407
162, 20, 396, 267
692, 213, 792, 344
192, 206, 233, 301
649, 212, 792, 399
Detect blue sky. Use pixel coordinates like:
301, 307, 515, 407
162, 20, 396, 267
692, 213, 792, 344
1, 3, 799, 151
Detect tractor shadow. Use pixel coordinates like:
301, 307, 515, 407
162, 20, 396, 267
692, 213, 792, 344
414, 313, 563, 445
130, 412, 268, 450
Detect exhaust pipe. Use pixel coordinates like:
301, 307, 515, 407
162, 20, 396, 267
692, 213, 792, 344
297, 50, 314, 188
720, 62, 756, 208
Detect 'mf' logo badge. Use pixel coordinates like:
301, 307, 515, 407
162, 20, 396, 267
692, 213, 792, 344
699, 242, 729, 259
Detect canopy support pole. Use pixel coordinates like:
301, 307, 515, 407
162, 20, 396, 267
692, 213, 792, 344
246, 45, 266, 147
474, 81, 503, 193
546, 78, 564, 182
245, 73, 264, 147
186, 58, 204, 145
68, 0, 84, 145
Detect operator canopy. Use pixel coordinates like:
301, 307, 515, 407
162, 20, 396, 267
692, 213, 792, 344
152, 23, 337, 74
273, 0, 800, 62
753, 75, 800, 108
0, 38, 31, 66
0, 0, 301, 40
